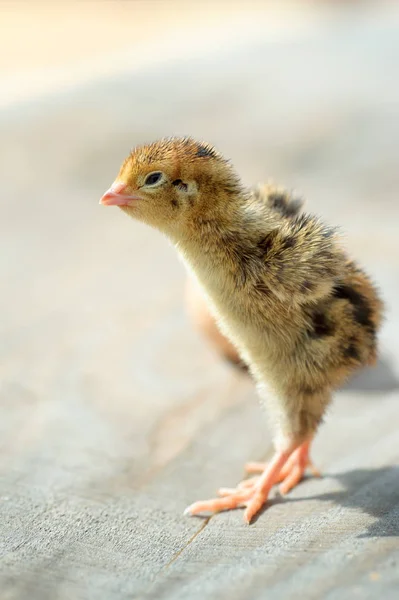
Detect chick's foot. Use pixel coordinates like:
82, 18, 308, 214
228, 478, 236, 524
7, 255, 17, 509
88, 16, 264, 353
245, 439, 320, 495
184, 449, 293, 524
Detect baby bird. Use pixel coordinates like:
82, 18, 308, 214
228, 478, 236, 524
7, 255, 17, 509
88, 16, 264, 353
100, 137, 383, 524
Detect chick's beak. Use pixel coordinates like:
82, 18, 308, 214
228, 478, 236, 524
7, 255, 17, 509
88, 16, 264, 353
100, 182, 141, 206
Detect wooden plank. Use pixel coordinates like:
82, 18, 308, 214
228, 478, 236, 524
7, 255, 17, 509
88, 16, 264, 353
1, 3, 399, 599
146, 382, 399, 600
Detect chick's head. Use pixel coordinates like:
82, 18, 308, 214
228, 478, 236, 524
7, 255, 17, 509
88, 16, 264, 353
100, 137, 242, 235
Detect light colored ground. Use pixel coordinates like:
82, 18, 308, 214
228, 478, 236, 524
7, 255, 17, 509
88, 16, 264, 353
0, 1, 398, 599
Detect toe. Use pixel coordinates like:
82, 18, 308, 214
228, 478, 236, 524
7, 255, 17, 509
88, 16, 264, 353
279, 464, 303, 495
237, 476, 259, 489
245, 461, 268, 473
218, 487, 238, 496
185, 491, 250, 516
243, 490, 268, 523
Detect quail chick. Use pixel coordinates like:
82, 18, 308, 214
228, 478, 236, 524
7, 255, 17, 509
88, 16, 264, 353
100, 137, 383, 524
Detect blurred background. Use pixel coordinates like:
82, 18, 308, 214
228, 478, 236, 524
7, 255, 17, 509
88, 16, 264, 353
1, 1, 399, 598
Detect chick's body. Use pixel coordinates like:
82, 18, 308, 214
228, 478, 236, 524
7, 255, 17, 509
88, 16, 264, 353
100, 138, 383, 523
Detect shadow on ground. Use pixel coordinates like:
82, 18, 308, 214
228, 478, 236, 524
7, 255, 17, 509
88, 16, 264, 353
286, 466, 399, 539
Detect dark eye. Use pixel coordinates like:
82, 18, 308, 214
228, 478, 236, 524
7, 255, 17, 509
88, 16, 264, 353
144, 172, 163, 186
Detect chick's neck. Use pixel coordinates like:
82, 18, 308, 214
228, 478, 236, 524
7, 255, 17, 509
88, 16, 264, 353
173, 191, 275, 306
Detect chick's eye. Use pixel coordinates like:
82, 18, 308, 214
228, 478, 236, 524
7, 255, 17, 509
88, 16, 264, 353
144, 172, 163, 186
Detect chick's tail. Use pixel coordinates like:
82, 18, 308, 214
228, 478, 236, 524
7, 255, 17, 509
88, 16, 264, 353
250, 183, 304, 219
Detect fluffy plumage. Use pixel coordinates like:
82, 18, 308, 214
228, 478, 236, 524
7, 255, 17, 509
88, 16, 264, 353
100, 137, 383, 523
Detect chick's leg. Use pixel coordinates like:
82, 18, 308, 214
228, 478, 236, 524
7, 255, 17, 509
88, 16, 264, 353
185, 397, 327, 523
238, 390, 329, 502
245, 439, 320, 494
184, 446, 296, 524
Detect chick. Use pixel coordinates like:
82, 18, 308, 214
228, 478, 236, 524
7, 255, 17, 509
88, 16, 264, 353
100, 137, 383, 523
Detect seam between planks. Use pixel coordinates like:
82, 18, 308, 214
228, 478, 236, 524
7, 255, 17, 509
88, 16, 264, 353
143, 516, 211, 596
163, 517, 211, 571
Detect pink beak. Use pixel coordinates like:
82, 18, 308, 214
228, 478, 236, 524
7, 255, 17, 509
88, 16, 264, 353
100, 182, 141, 206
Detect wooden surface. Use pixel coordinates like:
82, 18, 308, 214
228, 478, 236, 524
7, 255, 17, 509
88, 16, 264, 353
1, 3, 399, 598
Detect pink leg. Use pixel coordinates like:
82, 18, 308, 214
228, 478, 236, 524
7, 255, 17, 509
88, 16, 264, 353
279, 440, 320, 494
243, 449, 292, 523
184, 447, 295, 524
245, 439, 320, 493
184, 438, 321, 523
